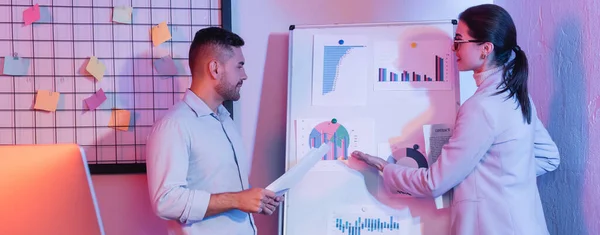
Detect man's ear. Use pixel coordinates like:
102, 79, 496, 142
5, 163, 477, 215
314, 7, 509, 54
209, 60, 220, 80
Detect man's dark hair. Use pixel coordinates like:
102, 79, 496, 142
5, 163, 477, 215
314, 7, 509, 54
188, 27, 245, 74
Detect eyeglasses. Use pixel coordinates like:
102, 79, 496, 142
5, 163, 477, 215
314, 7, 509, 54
452, 39, 484, 51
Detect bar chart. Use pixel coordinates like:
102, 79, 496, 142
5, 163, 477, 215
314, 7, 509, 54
329, 214, 412, 235
378, 55, 445, 83
308, 121, 350, 160
373, 39, 453, 91
323, 45, 366, 95
312, 35, 369, 106
296, 118, 376, 164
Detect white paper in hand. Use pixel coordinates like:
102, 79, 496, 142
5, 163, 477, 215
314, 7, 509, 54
266, 144, 330, 196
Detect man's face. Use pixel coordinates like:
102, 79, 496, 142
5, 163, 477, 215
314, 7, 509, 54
215, 47, 247, 101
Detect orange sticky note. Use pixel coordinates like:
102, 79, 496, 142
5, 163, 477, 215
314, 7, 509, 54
152, 22, 171, 47
23, 4, 41, 25
109, 109, 131, 131
33, 90, 60, 112
86, 56, 106, 81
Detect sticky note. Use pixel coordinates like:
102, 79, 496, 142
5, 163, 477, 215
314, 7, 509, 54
154, 56, 178, 75
170, 26, 186, 41
3, 56, 30, 76
34, 90, 60, 112
109, 109, 131, 131
152, 22, 171, 47
113, 6, 133, 24
84, 88, 107, 110
38, 6, 53, 23
23, 4, 41, 25
86, 56, 106, 81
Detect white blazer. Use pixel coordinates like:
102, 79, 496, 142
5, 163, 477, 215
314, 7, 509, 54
382, 67, 560, 235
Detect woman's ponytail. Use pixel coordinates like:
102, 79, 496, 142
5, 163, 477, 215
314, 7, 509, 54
498, 46, 532, 124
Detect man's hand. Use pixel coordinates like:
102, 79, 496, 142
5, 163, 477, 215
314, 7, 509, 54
234, 188, 282, 215
258, 195, 284, 215
351, 151, 389, 171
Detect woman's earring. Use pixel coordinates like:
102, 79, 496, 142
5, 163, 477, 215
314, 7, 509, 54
480, 54, 487, 59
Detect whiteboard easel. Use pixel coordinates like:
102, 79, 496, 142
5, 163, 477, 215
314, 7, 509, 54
280, 20, 470, 235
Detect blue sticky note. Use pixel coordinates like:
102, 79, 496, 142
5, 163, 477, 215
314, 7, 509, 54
154, 56, 178, 76
3, 56, 30, 76
37, 6, 53, 24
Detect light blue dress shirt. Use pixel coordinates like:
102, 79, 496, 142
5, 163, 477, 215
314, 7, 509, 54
145, 89, 257, 235
382, 67, 560, 235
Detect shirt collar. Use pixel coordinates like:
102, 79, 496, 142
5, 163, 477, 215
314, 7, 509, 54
182, 89, 230, 119
473, 66, 503, 87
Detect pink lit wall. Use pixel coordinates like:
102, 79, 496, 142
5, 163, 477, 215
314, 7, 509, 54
495, 1, 600, 234
92, 174, 167, 235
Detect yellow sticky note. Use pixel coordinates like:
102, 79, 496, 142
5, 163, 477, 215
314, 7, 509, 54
113, 6, 133, 24
109, 109, 131, 131
152, 22, 171, 47
86, 56, 106, 81
33, 90, 60, 112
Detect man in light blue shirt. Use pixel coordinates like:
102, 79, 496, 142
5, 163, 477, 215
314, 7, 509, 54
145, 27, 282, 235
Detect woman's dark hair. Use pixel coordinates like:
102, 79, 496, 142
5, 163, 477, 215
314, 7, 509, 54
459, 4, 531, 124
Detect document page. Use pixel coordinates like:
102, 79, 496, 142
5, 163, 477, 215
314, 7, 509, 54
267, 144, 331, 196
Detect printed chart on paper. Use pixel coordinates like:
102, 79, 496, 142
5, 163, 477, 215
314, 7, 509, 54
295, 118, 375, 162
373, 35, 453, 91
311, 35, 370, 106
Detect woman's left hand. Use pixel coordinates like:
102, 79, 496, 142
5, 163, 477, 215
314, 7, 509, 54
351, 151, 389, 171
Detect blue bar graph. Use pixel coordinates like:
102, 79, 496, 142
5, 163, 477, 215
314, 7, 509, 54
323, 45, 365, 94
334, 216, 402, 235
436, 55, 444, 81
379, 68, 387, 81
377, 54, 447, 84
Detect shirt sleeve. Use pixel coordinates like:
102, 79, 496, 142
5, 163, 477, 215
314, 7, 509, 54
532, 114, 560, 176
382, 100, 496, 198
145, 118, 211, 224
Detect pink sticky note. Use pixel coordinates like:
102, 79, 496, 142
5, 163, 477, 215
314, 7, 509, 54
84, 89, 107, 110
23, 4, 41, 26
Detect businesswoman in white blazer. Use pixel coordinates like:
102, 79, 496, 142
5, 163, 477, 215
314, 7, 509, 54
352, 4, 560, 235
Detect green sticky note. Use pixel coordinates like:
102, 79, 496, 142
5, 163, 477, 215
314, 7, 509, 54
113, 6, 132, 24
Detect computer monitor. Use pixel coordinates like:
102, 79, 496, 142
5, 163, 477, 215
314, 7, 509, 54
0, 144, 105, 235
